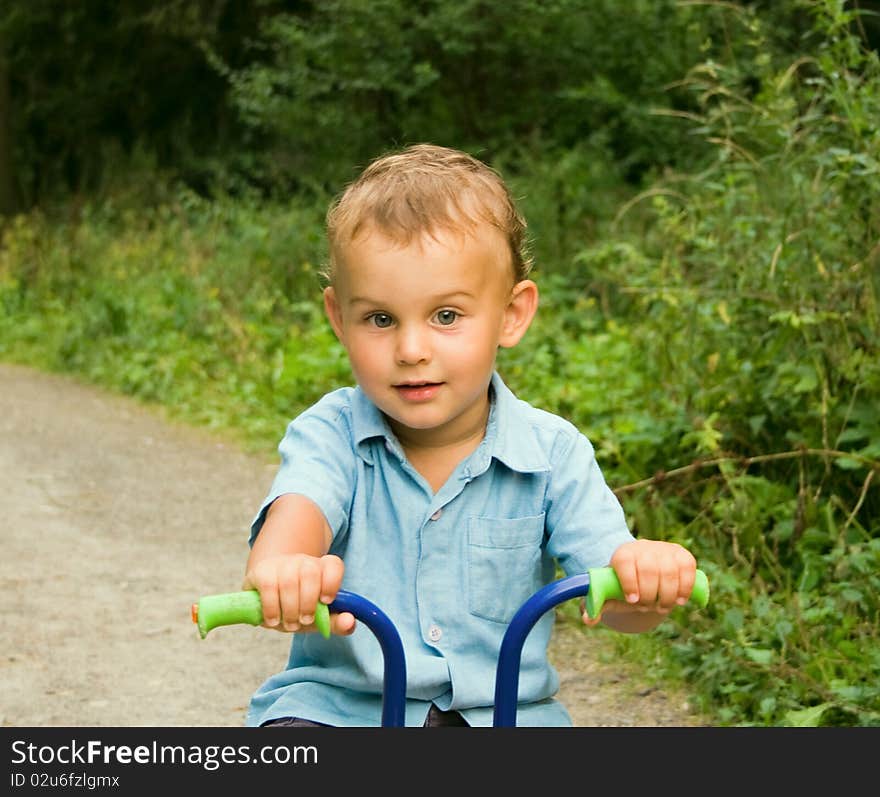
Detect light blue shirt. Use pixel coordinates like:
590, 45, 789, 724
246, 371, 635, 727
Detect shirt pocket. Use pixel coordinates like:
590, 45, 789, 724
467, 513, 546, 624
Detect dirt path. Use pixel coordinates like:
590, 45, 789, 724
0, 362, 705, 727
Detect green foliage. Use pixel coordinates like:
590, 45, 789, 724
2, 0, 879, 727
220, 0, 715, 191
559, 0, 880, 726
0, 0, 277, 207
0, 188, 350, 450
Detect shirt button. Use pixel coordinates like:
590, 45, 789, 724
430, 509, 443, 521
428, 624, 443, 642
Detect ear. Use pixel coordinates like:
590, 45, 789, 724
323, 286, 346, 345
499, 279, 538, 348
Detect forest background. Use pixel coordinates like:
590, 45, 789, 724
1, 0, 878, 726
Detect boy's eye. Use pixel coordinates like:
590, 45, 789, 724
435, 309, 458, 326
369, 313, 393, 328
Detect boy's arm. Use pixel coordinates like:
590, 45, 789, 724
244, 493, 354, 635
584, 539, 698, 633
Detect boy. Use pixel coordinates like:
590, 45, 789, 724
243, 144, 698, 727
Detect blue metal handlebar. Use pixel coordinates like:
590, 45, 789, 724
328, 590, 407, 727
195, 571, 664, 726
336, 574, 592, 727
493, 573, 590, 726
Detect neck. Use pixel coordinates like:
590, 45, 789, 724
390, 403, 490, 494
390, 401, 490, 455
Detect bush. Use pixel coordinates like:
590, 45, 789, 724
561, 0, 880, 726
2, 0, 877, 726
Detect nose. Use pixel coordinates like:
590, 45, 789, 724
395, 324, 431, 365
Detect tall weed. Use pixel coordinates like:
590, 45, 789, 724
566, 0, 880, 725
0, 189, 350, 451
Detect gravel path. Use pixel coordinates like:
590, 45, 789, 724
0, 362, 705, 727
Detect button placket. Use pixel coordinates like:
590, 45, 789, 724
423, 510, 444, 645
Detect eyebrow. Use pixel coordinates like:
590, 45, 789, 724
348, 291, 476, 306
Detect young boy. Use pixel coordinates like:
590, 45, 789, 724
243, 144, 698, 727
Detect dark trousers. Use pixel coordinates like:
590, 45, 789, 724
262, 703, 469, 728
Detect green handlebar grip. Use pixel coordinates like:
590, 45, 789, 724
192, 590, 331, 639
585, 567, 710, 619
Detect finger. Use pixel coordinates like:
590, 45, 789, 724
579, 598, 600, 627
297, 557, 322, 627
330, 612, 356, 636
676, 549, 698, 605
656, 560, 680, 612
636, 561, 660, 609
248, 567, 282, 628
581, 609, 602, 627
277, 558, 302, 631
319, 554, 345, 604
612, 552, 641, 606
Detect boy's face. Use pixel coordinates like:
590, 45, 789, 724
324, 225, 537, 449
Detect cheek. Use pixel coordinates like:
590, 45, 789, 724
450, 319, 502, 354
346, 334, 384, 368
437, 334, 496, 371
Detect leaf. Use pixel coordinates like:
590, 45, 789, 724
784, 703, 833, 727
840, 588, 863, 604
834, 456, 865, 471
836, 427, 870, 444
743, 647, 774, 665
723, 608, 744, 632
793, 364, 818, 393
798, 564, 821, 593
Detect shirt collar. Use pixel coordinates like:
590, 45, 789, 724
350, 386, 393, 466
472, 371, 551, 476
349, 371, 550, 473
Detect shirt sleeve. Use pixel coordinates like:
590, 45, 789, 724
248, 400, 357, 548
543, 429, 635, 575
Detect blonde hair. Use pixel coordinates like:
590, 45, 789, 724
323, 143, 532, 284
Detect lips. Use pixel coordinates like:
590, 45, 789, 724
394, 381, 443, 402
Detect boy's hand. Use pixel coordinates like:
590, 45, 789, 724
583, 540, 697, 631
243, 553, 355, 636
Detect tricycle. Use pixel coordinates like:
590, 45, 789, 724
192, 566, 710, 727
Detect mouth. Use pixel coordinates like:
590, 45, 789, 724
393, 381, 444, 401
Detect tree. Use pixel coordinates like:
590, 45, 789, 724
0, 40, 15, 214
0, 0, 288, 209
